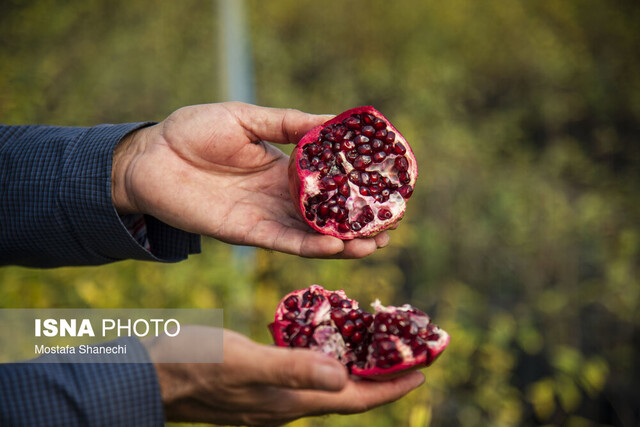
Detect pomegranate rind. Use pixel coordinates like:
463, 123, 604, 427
269, 285, 449, 380
288, 106, 418, 240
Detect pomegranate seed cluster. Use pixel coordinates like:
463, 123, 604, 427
297, 111, 414, 235
270, 285, 449, 377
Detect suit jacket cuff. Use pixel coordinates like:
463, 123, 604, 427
58, 123, 201, 265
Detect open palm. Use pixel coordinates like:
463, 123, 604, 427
115, 102, 389, 258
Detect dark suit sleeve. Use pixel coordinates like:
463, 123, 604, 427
0, 123, 201, 267
0, 338, 164, 427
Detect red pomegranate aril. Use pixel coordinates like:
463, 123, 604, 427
354, 155, 372, 170
387, 350, 402, 365
362, 312, 374, 327
284, 295, 299, 310
342, 320, 356, 336
371, 138, 384, 152
341, 139, 355, 151
374, 128, 388, 139
292, 334, 309, 347
329, 293, 342, 306
352, 331, 365, 343
345, 116, 361, 129
363, 206, 374, 220
283, 311, 297, 321
331, 311, 347, 327
300, 325, 313, 336
378, 339, 396, 353
321, 176, 337, 191
360, 171, 371, 186
373, 151, 387, 163
394, 156, 409, 172
398, 185, 414, 199
378, 208, 393, 220
340, 299, 352, 309
394, 142, 407, 155
333, 174, 348, 186
384, 131, 396, 143
346, 150, 358, 162
328, 204, 340, 218
318, 203, 330, 218
354, 135, 370, 145
362, 125, 375, 137
289, 107, 418, 239
373, 118, 386, 130
308, 144, 321, 156
337, 222, 350, 233
363, 113, 375, 124
357, 144, 372, 155
286, 323, 301, 336
348, 309, 360, 321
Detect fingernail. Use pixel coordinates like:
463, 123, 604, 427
314, 362, 346, 390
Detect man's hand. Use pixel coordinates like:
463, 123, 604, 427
145, 327, 425, 426
111, 102, 390, 258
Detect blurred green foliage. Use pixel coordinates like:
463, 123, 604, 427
1, 0, 639, 425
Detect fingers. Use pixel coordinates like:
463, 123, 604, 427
225, 102, 332, 145
247, 346, 348, 391
296, 371, 426, 415
373, 231, 390, 248
256, 224, 391, 259
261, 226, 388, 259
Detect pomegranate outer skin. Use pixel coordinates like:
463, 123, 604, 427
288, 106, 418, 240
269, 285, 449, 380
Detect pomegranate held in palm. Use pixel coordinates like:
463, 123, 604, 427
289, 106, 417, 239
268, 285, 449, 379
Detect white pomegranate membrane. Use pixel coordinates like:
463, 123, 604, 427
289, 106, 418, 239
269, 285, 450, 379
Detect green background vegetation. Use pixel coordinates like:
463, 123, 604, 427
1, 1, 639, 426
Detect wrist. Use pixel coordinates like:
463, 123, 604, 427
111, 125, 154, 214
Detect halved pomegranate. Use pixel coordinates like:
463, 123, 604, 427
268, 285, 449, 379
289, 106, 418, 239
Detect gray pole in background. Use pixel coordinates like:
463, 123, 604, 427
217, 0, 256, 333
218, 0, 256, 105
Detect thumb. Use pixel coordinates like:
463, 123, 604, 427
224, 102, 332, 145
251, 346, 348, 391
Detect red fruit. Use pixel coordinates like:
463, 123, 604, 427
289, 106, 418, 239
268, 285, 449, 380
